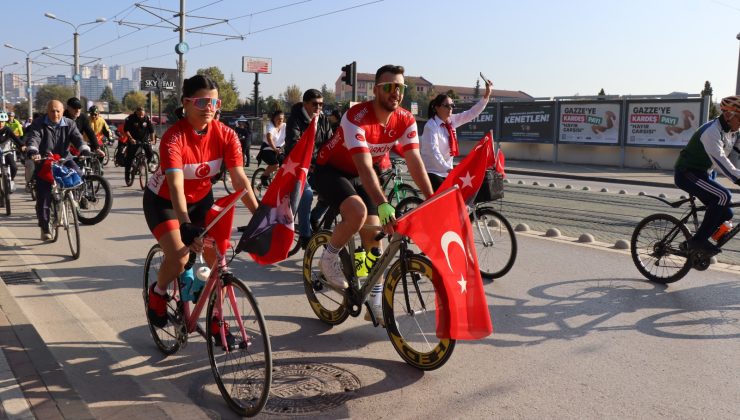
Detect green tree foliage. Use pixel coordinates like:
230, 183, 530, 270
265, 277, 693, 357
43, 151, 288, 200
122, 90, 147, 112
709, 102, 719, 119
282, 84, 302, 107
196, 67, 238, 111
34, 84, 75, 111
598, 88, 606, 96
446, 89, 459, 100
99, 86, 121, 113
13, 101, 28, 121
473, 79, 481, 100
321, 84, 336, 105
701, 81, 713, 98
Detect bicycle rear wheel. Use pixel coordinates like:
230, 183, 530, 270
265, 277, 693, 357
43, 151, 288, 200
630, 213, 692, 283
143, 244, 183, 355
302, 231, 351, 325
77, 175, 112, 225
384, 255, 456, 370
221, 166, 233, 194
63, 195, 81, 259
2, 172, 10, 216
102, 144, 110, 166
472, 207, 517, 279
206, 275, 271, 417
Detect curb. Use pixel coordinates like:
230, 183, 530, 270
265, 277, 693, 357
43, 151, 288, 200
0, 277, 95, 420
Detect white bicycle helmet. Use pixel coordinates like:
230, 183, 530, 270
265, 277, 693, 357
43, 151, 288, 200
0, 112, 8, 122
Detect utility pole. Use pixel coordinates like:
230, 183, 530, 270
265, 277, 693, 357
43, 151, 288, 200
178, 0, 186, 99
254, 73, 260, 117
4, 44, 49, 118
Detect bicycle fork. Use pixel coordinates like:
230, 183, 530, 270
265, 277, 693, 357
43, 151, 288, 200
471, 209, 495, 247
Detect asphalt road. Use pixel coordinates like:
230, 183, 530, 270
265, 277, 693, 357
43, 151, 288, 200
1, 163, 739, 419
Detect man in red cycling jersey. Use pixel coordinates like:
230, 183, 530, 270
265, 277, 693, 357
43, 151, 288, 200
144, 74, 259, 347
313, 64, 434, 323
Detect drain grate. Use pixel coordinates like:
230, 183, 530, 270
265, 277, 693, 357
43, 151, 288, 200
0, 270, 41, 285
262, 362, 361, 416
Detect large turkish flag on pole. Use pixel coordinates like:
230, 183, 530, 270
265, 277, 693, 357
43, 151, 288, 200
434, 133, 493, 204
395, 186, 493, 340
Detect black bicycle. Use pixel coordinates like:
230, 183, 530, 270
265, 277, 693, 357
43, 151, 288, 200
631, 194, 739, 283
74, 155, 113, 225
125, 145, 149, 190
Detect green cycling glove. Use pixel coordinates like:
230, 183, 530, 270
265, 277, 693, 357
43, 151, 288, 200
378, 202, 396, 225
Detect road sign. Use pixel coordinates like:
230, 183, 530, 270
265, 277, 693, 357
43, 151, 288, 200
242, 57, 272, 74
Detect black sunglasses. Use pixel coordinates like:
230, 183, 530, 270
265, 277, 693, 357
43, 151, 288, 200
439, 103, 455, 109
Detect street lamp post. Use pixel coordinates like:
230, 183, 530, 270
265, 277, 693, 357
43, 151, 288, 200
0, 61, 19, 111
3, 44, 50, 118
44, 12, 106, 99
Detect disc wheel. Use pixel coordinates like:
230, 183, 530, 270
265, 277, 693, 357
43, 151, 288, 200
384, 255, 456, 370
630, 213, 692, 284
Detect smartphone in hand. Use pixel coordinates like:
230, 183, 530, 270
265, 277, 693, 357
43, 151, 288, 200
480, 72, 491, 86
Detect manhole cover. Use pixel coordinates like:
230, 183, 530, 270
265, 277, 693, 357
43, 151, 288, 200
263, 362, 361, 416
0, 270, 40, 285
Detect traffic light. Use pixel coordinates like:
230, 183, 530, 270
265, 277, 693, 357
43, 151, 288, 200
341, 61, 356, 87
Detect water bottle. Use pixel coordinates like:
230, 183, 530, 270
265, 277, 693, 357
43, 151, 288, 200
354, 248, 367, 277
364, 247, 381, 274
179, 267, 195, 301
192, 267, 210, 303
711, 221, 733, 242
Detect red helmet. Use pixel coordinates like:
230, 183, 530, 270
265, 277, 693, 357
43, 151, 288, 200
720, 95, 740, 113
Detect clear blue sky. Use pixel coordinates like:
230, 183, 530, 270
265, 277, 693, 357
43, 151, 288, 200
4, 0, 740, 101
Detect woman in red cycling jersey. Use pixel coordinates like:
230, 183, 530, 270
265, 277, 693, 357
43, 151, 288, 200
144, 74, 259, 332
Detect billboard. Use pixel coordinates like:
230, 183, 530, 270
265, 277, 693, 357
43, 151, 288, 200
140, 67, 178, 91
242, 56, 272, 74
499, 102, 555, 143
455, 102, 497, 139
625, 100, 702, 147
558, 102, 621, 145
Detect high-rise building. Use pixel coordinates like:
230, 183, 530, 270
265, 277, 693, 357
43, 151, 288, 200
81, 76, 110, 102
110, 65, 126, 81
46, 75, 73, 87
131, 67, 141, 82
91, 64, 109, 80
80, 65, 92, 79
111, 78, 138, 101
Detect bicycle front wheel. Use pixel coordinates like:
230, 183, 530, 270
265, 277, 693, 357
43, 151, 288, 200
63, 195, 81, 259
143, 244, 183, 355
2, 173, 11, 216
206, 275, 272, 417
384, 255, 456, 370
138, 159, 148, 190
77, 174, 112, 225
387, 183, 419, 207
148, 151, 160, 173
472, 207, 517, 279
631, 213, 692, 284
251, 168, 266, 200
102, 144, 110, 166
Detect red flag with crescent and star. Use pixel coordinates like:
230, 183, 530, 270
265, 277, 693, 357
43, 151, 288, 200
434, 133, 493, 205
395, 186, 493, 340
235, 117, 316, 264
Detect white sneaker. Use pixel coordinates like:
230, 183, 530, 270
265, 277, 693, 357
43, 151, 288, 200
319, 251, 348, 290
40, 228, 52, 241
364, 304, 385, 327
9, 180, 15, 193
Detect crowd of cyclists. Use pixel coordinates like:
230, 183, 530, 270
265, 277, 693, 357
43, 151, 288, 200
1, 61, 738, 344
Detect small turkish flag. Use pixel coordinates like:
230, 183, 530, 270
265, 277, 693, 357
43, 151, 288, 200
434, 133, 493, 204
395, 186, 493, 340
204, 190, 242, 255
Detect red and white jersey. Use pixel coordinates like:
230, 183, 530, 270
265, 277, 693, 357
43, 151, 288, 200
316, 101, 419, 176
147, 119, 243, 203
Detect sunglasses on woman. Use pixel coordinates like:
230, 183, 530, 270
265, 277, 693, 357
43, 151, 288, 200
376, 82, 407, 95
184, 97, 222, 110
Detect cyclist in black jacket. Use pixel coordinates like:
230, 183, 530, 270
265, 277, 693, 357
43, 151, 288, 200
64, 97, 102, 157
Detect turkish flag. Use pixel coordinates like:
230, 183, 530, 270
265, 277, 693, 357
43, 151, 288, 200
434, 133, 493, 204
493, 148, 506, 177
204, 190, 243, 255
236, 117, 316, 264
395, 186, 493, 340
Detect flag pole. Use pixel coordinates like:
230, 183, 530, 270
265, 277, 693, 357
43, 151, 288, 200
202, 188, 248, 235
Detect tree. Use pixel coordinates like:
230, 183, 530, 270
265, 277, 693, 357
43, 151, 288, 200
709, 102, 720, 120
34, 84, 75, 111
446, 89, 459, 100
196, 67, 238, 111
473, 79, 481, 100
401, 80, 420, 110
99, 86, 121, 113
122, 90, 147, 112
320, 84, 336, 105
701, 81, 713, 98
13, 101, 28, 121
282, 84, 302, 107
598, 88, 606, 96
